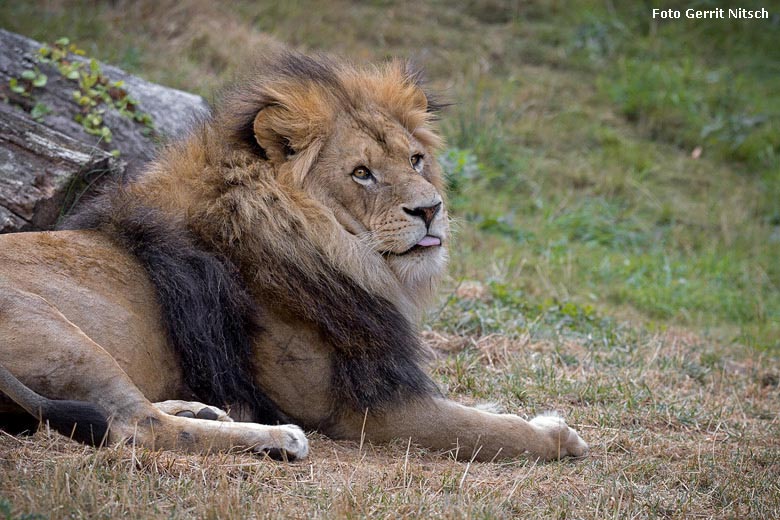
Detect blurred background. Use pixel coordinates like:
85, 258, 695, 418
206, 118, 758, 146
2, 0, 778, 350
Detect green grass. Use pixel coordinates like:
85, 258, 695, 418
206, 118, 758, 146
1, 0, 779, 517
428, 0, 780, 349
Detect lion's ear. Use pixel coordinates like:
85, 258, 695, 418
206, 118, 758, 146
253, 105, 296, 164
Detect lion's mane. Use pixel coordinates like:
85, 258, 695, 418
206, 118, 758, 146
63, 52, 445, 420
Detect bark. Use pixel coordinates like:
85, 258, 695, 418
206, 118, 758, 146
0, 103, 123, 232
0, 29, 209, 232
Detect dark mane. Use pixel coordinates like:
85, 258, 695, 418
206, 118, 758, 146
62, 183, 439, 419
60, 191, 289, 425
238, 242, 440, 412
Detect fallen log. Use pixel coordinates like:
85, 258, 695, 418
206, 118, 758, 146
0, 29, 209, 232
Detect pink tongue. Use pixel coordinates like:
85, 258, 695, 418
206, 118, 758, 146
417, 235, 441, 247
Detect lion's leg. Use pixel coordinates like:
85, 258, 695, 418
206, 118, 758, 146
332, 397, 587, 462
0, 287, 308, 459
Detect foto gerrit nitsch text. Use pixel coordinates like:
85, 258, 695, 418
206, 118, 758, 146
652, 8, 769, 19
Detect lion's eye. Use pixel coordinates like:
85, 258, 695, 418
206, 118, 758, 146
351, 166, 374, 185
410, 153, 424, 173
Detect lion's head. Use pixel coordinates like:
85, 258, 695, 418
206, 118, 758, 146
216, 53, 449, 310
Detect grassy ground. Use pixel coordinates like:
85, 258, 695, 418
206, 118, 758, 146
1, 331, 777, 518
1, 0, 779, 518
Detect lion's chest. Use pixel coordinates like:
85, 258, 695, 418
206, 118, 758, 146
251, 309, 334, 428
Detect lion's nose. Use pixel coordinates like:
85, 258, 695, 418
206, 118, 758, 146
403, 202, 442, 229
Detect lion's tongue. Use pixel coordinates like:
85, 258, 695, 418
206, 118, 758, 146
417, 235, 441, 247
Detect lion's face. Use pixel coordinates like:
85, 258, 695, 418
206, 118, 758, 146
234, 56, 448, 295
305, 112, 448, 284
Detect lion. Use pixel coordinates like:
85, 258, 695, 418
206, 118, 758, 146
0, 53, 587, 462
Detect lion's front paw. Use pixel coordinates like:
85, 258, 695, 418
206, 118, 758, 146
153, 400, 233, 421
530, 414, 588, 460
251, 424, 309, 461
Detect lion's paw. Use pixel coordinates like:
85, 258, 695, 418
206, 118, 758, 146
530, 413, 588, 460
153, 400, 233, 422
250, 424, 309, 461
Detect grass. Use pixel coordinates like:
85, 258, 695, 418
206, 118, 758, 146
1, 330, 777, 518
1, 0, 779, 517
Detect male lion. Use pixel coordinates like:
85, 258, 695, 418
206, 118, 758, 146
0, 53, 587, 461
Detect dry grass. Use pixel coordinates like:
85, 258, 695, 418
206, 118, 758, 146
2, 331, 778, 519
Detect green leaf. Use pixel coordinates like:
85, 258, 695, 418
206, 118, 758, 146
66, 70, 80, 80
20, 70, 36, 80
9, 78, 26, 94
30, 102, 51, 121
32, 74, 47, 88
55, 37, 70, 46
82, 75, 96, 88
